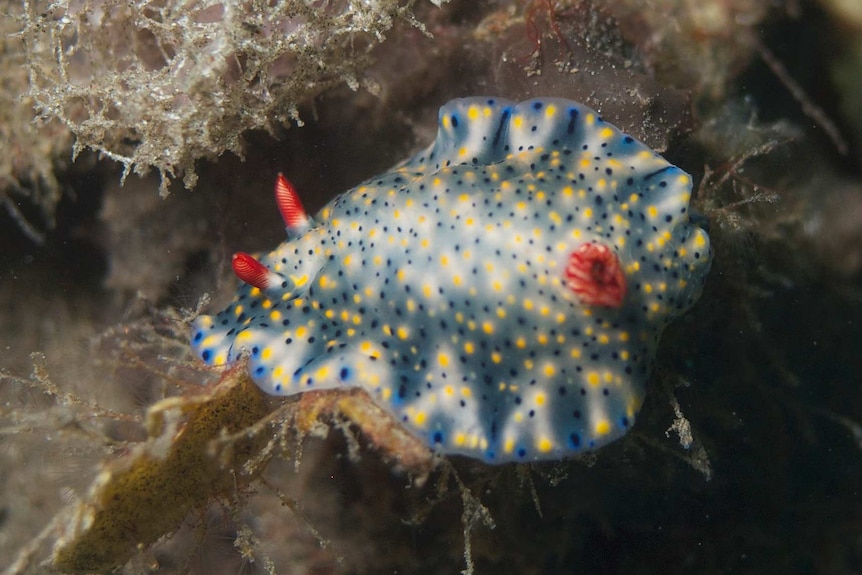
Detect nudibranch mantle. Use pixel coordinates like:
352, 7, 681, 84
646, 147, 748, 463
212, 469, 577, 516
191, 97, 711, 464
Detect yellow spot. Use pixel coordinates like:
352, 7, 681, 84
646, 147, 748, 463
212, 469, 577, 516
491, 351, 502, 364
516, 337, 527, 349
648, 206, 658, 218
504, 439, 515, 453
423, 284, 433, 298
523, 299, 534, 311
496, 307, 506, 319
291, 274, 308, 288
535, 393, 546, 406
415, 411, 426, 425
421, 239, 429, 249
600, 127, 614, 139
482, 321, 494, 334
234, 305, 244, 317
441, 255, 449, 266
587, 372, 600, 386
397, 269, 406, 282
595, 420, 611, 436
543, 365, 555, 377
583, 207, 593, 218
524, 359, 534, 370
513, 116, 523, 129
397, 326, 409, 340
464, 342, 475, 354
461, 387, 472, 398
458, 146, 468, 157
537, 438, 553, 452
438, 352, 450, 367
468, 105, 479, 120
453, 275, 462, 286
315, 366, 329, 380
598, 334, 609, 344
269, 310, 282, 321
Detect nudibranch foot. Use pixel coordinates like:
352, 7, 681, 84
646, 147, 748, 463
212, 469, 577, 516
191, 97, 711, 464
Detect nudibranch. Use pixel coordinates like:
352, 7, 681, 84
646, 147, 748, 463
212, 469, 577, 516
191, 97, 711, 464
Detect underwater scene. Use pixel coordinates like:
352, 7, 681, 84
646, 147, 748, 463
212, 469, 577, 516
1, 0, 860, 573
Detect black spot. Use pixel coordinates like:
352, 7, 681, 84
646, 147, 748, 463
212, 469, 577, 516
566, 108, 579, 134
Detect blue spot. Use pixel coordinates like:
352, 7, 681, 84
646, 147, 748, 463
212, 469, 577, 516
201, 350, 211, 362
532, 101, 543, 110
251, 345, 260, 357
193, 331, 203, 342
432, 431, 444, 444
255, 366, 265, 376
569, 433, 581, 448
275, 383, 282, 392
339, 367, 351, 381
451, 114, 459, 128
517, 447, 527, 458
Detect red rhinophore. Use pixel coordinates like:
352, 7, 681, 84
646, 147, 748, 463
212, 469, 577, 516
232, 252, 274, 290
274, 173, 308, 231
564, 243, 627, 308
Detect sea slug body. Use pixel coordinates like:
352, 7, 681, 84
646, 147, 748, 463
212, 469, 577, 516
191, 97, 711, 464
